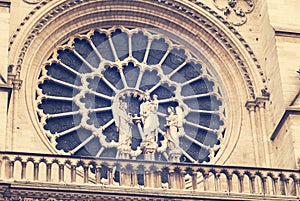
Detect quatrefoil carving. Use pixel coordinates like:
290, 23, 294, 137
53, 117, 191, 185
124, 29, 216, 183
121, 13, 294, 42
213, 0, 254, 26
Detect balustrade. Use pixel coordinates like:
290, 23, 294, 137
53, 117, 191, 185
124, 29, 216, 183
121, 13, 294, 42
0, 151, 299, 199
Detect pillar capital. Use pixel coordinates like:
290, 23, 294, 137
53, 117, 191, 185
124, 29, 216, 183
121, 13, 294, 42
256, 97, 269, 109
7, 71, 22, 91
245, 100, 256, 111
245, 97, 270, 111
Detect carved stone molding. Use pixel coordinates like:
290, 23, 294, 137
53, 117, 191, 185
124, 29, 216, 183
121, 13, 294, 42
23, 0, 43, 4
245, 100, 256, 112
7, 65, 22, 91
245, 96, 269, 111
8, 0, 267, 99
213, 0, 254, 26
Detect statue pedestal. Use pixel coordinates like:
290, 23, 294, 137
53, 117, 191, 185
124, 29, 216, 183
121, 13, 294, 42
169, 149, 181, 162
118, 145, 131, 159
141, 141, 158, 161
118, 152, 130, 159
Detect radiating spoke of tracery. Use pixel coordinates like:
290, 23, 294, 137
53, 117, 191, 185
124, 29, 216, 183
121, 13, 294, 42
46, 76, 81, 91
36, 26, 226, 163
88, 90, 114, 101
68, 135, 95, 155
57, 61, 82, 77
53, 125, 82, 139
99, 76, 119, 93
42, 95, 74, 101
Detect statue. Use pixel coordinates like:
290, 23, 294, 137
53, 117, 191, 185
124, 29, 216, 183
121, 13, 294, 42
115, 101, 133, 158
139, 92, 159, 143
165, 106, 183, 162
139, 91, 159, 160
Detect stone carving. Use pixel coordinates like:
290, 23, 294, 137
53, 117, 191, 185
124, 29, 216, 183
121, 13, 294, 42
165, 106, 183, 162
213, 0, 254, 26
138, 92, 159, 160
23, 0, 42, 4
140, 92, 159, 143
114, 96, 185, 162
115, 101, 133, 158
36, 27, 225, 163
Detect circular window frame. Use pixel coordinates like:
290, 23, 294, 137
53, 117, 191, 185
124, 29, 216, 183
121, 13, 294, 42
8, 0, 263, 166
35, 26, 227, 163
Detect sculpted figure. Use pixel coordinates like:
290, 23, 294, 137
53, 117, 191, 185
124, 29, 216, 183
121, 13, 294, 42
165, 106, 179, 150
116, 101, 133, 153
140, 92, 159, 143
165, 106, 183, 151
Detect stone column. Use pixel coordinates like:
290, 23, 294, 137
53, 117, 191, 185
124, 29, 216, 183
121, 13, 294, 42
256, 98, 271, 167
155, 169, 162, 188
192, 171, 198, 190
168, 169, 175, 189
83, 165, 88, 183
250, 176, 255, 194
149, 168, 155, 188
108, 166, 114, 185
239, 175, 244, 193
227, 175, 232, 193
179, 170, 186, 189
246, 101, 260, 166
70, 165, 76, 183
5, 70, 22, 151
9, 161, 14, 179
58, 164, 64, 182
33, 163, 39, 181
273, 178, 279, 195
46, 163, 51, 182
261, 177, 267, 195
131, 168, 138, 187
120, 166, 131, 187
21, 162, 27, 180
203, 173, 209, 191
95, 165, 101, 184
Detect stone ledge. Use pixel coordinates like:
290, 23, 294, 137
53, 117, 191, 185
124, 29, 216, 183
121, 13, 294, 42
0, 181, 298, 201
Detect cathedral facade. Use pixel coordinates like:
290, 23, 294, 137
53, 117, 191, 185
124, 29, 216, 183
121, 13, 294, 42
0, 0, 299, 200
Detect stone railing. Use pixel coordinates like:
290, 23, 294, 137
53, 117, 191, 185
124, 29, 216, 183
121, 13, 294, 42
0, 152, 299, 200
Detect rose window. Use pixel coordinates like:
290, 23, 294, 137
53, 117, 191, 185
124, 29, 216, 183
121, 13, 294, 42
36, 27, 225, 163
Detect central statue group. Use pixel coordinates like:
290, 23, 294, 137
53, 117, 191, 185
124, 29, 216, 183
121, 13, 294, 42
115, 91, 183, 162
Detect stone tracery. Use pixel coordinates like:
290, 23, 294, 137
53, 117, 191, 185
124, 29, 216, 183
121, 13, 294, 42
36, 26, 225, 163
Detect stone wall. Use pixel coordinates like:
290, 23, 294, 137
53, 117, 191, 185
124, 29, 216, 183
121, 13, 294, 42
0, 0, 299, 172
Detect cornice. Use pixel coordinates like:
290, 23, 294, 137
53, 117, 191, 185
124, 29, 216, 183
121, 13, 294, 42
270, 107, 300, 141
275, 30, 300, 38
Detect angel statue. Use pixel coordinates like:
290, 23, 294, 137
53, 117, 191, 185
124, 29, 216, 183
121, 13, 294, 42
165, 106, 183, 162
115, 101, 133, 158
